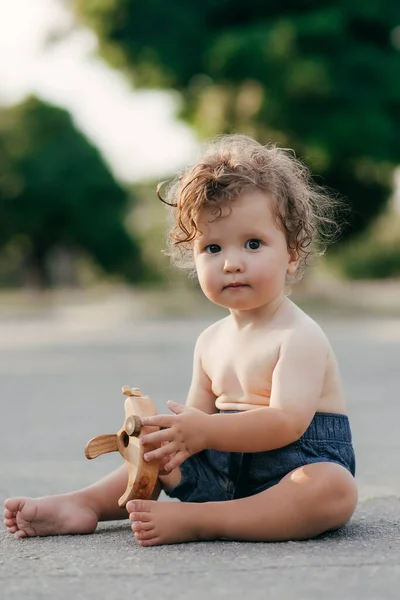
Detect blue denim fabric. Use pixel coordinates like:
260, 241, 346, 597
167, 412, 356, 503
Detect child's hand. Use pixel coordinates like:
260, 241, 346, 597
140, 401, 209, 471
158, 442, 175, 476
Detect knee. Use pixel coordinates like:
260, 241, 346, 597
318, 464, 358, 527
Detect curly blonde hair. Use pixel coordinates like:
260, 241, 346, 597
158, 134, 345, 282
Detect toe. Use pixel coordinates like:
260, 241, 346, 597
4, 498, 22, 512
138, 536, 161, 547
4, 517, 16, 527
131, 520, 153, 532
15, 530, 27, 539
134, 529, 157, 541
127, 499, 152, 513
7, 525, 18, 534
127, 500, 143, 513
129, 511, 152, 523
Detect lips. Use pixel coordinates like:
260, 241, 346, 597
224, 283, 248, 289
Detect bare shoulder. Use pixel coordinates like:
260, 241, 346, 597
282, 302, 330, 354
195, 316, 230, 352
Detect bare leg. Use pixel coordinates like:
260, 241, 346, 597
127, 462, 358, 546
3, 465, 181, 538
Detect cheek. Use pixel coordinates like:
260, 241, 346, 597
197, 263, 222, 300
195, 257, 214, 287
253, 251, 289, 281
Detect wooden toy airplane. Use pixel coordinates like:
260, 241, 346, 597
84, 386, 160, 507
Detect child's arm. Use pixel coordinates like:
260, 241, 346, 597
185, 332, 218, 415
205, 323, 329, 452
139, 328, 218, 471
140, 321, 329, 463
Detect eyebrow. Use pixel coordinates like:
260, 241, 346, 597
196, 229, 271, 240
241, 231, 269, 237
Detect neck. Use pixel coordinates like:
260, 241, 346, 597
229, 293, 288, 329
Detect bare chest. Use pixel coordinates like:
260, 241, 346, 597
202, 336, 280, 399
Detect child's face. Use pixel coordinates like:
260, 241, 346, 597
193, 190, 297, 312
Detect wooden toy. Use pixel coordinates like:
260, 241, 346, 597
85, 386, 160, 507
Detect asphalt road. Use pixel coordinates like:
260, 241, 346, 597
1, 302, 399, 599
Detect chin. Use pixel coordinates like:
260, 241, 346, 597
217, 299, 259, 311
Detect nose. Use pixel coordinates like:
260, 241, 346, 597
223, 252, 244, 273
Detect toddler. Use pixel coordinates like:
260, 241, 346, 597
3, 135, 357, 545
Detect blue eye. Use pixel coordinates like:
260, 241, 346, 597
245, 239, 262, 250
205, 244, 221, 254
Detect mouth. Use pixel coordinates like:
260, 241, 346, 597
223, 283, 249, 289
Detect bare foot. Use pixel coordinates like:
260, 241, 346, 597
126, 499, 212, 546
3, 495, 98, 538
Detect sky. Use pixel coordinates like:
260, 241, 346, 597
0, 0, 198, 182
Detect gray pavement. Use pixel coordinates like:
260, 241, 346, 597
0, 302, 400, 599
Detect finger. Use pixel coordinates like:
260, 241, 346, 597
164, 451, 188, 471
159, 450, 175, 467
141, 414, 175, 428
141, 428, 174, 447
144, 442, 176, 462
167, 400, 185, 414
158, 450, 176, 475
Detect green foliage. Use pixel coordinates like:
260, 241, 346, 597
73, 0, 400, 238
333, 240, 400, 279
329, 210, 400, 279
0, 96, 145, 286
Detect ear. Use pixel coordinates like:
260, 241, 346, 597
287, 248, 300, 275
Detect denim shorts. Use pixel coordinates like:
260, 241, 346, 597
167, 412, 356, 503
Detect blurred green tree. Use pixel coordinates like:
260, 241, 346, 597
72, 0, 400, 237
0, 96, 145, 287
